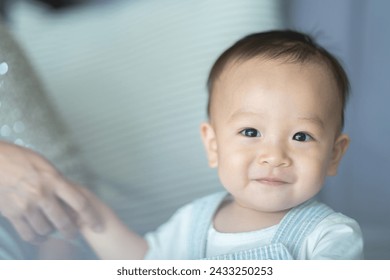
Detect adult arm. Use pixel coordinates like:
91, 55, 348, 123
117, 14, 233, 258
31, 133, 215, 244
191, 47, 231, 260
0, 23, 102, 248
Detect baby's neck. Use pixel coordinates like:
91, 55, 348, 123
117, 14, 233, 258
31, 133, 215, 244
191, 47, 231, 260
213, 199, 289, 233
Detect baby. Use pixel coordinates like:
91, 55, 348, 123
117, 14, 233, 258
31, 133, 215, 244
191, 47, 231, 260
80, 30, 363, 259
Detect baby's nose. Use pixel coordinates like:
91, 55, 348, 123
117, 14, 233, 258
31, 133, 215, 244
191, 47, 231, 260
257, 143, 291, 168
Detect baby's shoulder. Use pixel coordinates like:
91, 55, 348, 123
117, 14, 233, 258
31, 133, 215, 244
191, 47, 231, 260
317, 211, 361, 230
303, 212, 364, 259
312, 211, 362, 243
190, 191, 228, 206
171, 191, 228, 219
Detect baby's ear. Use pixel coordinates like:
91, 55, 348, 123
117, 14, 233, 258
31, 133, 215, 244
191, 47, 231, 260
200, 122, 218, 168
327, 134, 350, 176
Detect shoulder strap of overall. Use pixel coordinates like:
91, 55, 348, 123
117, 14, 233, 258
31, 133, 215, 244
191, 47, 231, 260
271, 199, 334, 259
188, 191, 227, 259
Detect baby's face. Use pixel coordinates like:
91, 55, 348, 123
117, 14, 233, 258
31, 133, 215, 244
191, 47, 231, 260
201, 57, 349, 213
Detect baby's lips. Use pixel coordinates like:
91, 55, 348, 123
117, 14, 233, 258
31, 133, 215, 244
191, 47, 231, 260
255, 177, 289, 186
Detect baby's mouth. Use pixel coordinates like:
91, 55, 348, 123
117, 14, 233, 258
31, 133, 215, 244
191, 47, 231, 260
254, 177, 289, 186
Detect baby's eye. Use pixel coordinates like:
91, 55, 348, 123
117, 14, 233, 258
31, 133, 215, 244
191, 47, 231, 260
293, 132, 313, 142
240, 128, 261, 137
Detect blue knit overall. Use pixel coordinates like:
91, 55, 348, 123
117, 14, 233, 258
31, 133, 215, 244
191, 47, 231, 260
188, 192, 334, 260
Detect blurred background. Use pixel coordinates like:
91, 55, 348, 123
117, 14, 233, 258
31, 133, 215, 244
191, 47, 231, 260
0, 0, 388, 259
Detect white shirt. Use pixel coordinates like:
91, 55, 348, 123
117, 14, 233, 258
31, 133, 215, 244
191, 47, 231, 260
144, 200, 363, 259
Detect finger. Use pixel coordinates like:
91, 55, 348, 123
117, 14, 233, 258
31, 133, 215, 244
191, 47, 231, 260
9, 217, 42, 244
39, 198, 77, 239
24, 208, 54, 237
55, 181, 102, 232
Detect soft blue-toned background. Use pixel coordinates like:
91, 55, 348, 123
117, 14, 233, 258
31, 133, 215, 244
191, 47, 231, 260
287, 0, 390, 259
2, 0, 389, 259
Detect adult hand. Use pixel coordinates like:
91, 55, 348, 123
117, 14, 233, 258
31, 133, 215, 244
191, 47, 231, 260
0, 141, 102, 243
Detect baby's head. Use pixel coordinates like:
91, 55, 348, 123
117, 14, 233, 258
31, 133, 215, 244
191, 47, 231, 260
200, 30, 351, 213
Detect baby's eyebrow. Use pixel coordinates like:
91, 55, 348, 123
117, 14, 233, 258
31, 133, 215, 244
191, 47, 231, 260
298, 116, 325, 128
228, 110, 325, 129
228, 110, 264, 122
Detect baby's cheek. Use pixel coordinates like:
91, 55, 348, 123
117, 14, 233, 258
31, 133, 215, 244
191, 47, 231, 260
297, 159, 327, 187
219, 158, 248, 188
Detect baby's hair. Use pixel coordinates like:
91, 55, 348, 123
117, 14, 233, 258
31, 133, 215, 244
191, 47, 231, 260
207, 30, 350, 130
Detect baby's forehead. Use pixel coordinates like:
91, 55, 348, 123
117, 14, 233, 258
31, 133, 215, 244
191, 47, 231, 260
214, 57, 337, 95
209, 57, 343, 126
